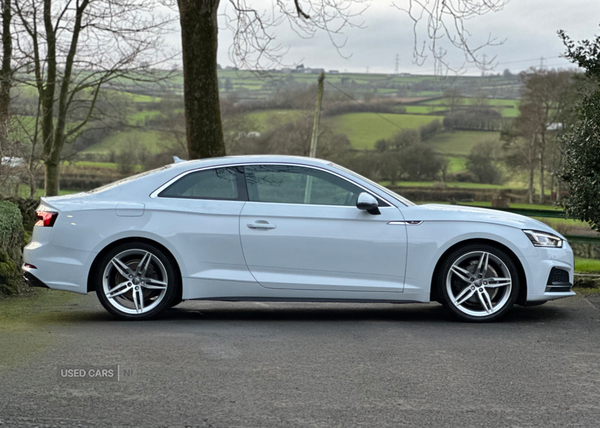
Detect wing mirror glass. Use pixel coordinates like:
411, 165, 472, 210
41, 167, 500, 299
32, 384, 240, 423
356, 192, 381, 215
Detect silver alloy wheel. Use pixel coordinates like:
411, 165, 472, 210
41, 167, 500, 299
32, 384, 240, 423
102, 249, 169, 315
446, 250, 512, 318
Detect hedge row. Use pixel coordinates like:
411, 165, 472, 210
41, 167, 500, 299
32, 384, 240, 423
388, 186, 529, 204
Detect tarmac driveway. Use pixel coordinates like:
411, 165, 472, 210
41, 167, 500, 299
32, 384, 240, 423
1, 291, 599, 427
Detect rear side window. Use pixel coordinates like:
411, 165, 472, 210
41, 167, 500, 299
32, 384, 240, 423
159, 167, 242, 200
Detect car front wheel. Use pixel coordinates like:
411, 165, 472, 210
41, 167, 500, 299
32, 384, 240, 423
95, 243, 177, 320
438, 244, 520, 322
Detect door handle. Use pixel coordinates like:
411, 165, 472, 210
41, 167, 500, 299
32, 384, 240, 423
247, 221, 276, 230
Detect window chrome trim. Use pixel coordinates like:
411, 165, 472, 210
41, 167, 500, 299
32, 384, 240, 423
150, 162, 395, 208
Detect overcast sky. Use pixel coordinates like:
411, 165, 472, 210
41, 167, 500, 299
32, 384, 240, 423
167, 0, 600, 75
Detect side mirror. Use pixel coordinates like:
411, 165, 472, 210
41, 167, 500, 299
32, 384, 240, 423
356, 192, 381, 215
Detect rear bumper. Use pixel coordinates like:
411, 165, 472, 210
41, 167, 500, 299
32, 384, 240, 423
22, 270, 50, 289
23, 242, 94, 294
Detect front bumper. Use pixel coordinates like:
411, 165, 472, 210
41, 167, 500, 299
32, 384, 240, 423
526, 243, 575, 302
545, 267, 572, 293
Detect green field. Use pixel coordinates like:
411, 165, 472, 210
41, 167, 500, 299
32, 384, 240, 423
419, 97, 519, 117
575, 258, 600, 273
17, 185, 78, 198
82, 129, 167, 155
405, 105, 446, 114
129, 110, 161, 126
446, 156, 466, 173
65, 161, 119, 169
328, 113, 444, 150
428, 130, 501, 156
245, 109, 305, 132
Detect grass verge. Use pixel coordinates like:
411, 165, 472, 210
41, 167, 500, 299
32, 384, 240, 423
0, 289, 84, 373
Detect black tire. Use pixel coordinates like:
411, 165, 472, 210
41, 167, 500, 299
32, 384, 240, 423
169, 298, 183, 308
437, 244, 520, 322
95, 242, 177, 320
521, 300, 547, 307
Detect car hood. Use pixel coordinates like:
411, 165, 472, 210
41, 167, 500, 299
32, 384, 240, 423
401, 204, 561, 235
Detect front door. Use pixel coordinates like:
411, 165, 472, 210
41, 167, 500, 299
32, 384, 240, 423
239, 164, 407, 292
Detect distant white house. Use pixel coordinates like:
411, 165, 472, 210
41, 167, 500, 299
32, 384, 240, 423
304, 68, 325, 74
1, 157, 26, 168
237, 131, 261, 139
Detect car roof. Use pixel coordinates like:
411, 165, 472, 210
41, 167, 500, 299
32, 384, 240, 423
167, 155, 332, 172
80, 155, 335, 199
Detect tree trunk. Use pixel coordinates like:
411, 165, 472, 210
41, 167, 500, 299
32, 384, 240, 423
177, 0, 226, 159
41, 0, 56, 151
0, 0, 12, 152
44, 153, 60, 196
528, 167, 534, 204
539, 131, 546, 204
40, 0, 58, 195
42, 0, 88, 197
527, 135, 535, 204
41, 0, 89, 197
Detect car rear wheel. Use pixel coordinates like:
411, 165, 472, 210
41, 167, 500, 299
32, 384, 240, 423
95, 243, 177, 320
438, 244, 520, 322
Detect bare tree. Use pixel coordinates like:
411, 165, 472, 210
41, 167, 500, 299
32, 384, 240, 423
502, 106, 539, 204
472, 90, 490, 109
175, 0, 506, 160
519, 69, 575, 203
443, 87, 464, 113
394, 0, 508, 73
12, 0, 173, 196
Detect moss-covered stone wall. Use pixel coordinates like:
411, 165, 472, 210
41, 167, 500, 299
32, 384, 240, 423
0, 201, 24, 296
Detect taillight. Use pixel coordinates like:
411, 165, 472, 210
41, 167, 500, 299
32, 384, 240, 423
35, 211, 58, 227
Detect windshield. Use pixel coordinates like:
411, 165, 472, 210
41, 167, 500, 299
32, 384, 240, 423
330, 163, 416, 207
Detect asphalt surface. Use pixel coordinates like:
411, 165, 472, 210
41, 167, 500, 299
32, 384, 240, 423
1, 292, 600, 427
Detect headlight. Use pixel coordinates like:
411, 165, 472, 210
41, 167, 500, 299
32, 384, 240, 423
523, 229, 563, 248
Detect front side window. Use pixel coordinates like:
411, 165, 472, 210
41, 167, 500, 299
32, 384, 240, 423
159, 167, 242, 200
244, 165, 364, 206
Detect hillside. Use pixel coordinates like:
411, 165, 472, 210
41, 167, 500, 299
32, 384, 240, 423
7, 68, 529, 197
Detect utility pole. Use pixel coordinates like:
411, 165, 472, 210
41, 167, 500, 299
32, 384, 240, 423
309, 72, 325, 158
436, 47, 443, 76
539, 56, 545, 69
306, 73, 325, 203
482, 54, 487, 76
394, 54, 400, 75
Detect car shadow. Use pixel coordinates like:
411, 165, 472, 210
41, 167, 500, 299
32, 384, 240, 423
152, 301, 571, 324
34, 300, 575, 325
162, 303, 451, 323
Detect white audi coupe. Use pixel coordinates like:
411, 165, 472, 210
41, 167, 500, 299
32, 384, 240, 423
23, 155, 574, 321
